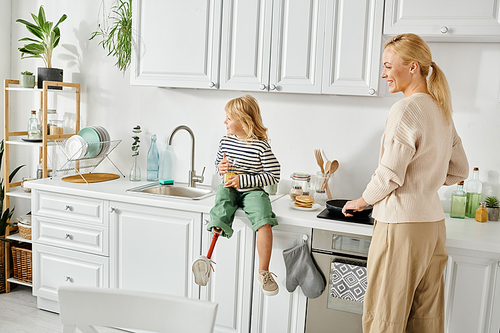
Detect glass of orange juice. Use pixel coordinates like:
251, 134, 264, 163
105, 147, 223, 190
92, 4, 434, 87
223, 158, 237, 182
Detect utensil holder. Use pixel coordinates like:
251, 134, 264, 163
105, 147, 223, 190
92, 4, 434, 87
315, 172, 333, 200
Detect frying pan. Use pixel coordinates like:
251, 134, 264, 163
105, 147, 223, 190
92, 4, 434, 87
326, 199, 373, 217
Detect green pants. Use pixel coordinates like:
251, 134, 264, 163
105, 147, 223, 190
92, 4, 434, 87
208, 184, 278, 239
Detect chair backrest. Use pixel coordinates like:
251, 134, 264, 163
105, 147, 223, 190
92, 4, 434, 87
58, 286, 218, 333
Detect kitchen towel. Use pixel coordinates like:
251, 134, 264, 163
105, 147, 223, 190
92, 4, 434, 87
283, 241, 325, 299
330, 259, 367, 303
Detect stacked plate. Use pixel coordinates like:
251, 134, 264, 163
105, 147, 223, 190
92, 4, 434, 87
65, 126, 111, 159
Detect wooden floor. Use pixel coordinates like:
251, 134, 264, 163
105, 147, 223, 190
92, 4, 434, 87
0, 284, 126, 332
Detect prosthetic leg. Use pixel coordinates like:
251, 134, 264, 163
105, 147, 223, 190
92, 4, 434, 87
192, 227, 222, 286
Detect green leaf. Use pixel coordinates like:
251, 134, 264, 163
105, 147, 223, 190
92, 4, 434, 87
9, 164, 25, 183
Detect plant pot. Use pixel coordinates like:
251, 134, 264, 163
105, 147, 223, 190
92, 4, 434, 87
487, 207, 499, 221
37, 67, 63, 90
19, 74, 35, 88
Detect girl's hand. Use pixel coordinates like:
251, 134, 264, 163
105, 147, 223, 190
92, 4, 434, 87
224, 175, 240, 189
342, 197, 368, 217
218, 153, 230, 174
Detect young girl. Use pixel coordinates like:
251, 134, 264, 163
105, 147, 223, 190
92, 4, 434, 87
192, 94, 281, 296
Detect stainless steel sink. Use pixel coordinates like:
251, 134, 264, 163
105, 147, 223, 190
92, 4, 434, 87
127, 183, 214, 200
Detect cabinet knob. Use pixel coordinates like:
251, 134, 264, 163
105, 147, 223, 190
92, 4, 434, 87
65, 205, 72, 211
64, 276, 73, 283
259, 84, 267, 90
208, 81, 216, 88
109, 207, 116, 213
368, 88, 376, 95
204, 219, 209, 225
65, 233, 73, 240
269, 84, 277, 91
440, 26, 449, 34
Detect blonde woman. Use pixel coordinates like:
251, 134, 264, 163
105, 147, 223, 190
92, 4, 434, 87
193, 94, 281, 296
342, 34, 469, 332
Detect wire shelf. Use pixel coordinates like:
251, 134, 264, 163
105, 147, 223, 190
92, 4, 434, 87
54, 138, 124, 183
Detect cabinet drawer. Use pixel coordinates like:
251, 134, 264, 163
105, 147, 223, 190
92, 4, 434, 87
34, 216, 108, 256
33, 243, 109, 301
34, 191, 107, 226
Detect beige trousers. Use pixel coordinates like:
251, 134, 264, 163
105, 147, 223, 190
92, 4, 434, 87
362, 220, 447, 333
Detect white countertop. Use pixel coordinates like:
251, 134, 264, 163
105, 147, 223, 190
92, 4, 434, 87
26, 177, 500, 254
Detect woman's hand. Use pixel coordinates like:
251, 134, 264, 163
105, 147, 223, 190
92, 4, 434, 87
224, 175, 240, 189
218, 153, 230, 174
342, 197, 368, 217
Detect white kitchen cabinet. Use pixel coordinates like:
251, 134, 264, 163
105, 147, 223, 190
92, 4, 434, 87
200, 215, 255, 333
322, 0, 384, 96
130, 0, 223, 89
490, 263, 500, 333
251, 224, 311, 333
384, 0, 500, 42
219, 0, 325, 94
109, 201, 202, 299
445, 247, 500, 333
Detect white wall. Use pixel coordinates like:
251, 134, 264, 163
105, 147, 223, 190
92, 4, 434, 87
1, 0, 11, 140
8, 1, 500, 212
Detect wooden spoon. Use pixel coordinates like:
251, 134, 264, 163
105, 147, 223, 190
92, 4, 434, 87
324, 160, 339, 200
330, 160, 339, 174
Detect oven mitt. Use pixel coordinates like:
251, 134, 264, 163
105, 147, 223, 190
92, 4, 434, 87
283, 241, 325, 299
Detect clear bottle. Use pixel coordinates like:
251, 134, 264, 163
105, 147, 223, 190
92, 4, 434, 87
289, 185, 303, 201
313, 189, 328, 207
37, 160, 43, 179
465, 167, 482, 218
475, 202, 488, 222
159, 144, 173, 180
28, 110, 41, 140
450, 181, 466, 219
147, 134, 159, 181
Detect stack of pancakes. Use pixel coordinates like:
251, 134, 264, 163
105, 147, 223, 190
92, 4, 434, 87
294, 195, 315, 208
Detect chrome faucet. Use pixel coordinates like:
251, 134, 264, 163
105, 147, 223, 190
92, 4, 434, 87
168, 125, 205, 187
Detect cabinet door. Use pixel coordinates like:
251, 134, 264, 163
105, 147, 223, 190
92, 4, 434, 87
268, 0, 325, 94
131, 0, 222, 89
322, 0, 384, 96
490, 262, 500, 333
251, 225, 311, 333
200, 216, 255, 333
219, 0, 273, 91
384, 0, 500, 41
33, 243, 109, 302
109, 202, 202, 299
445, 248, 499, 333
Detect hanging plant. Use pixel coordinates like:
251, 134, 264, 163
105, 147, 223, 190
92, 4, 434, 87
90, 0, 133, 75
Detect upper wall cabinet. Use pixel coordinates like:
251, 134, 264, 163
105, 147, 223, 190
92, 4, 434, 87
384, 0, 500, 42
322, 0, 384, 96
130, 0, 222, 89
219, 0, 325, 94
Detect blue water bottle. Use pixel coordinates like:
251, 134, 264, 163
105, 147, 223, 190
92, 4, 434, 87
147, 134, 159, 181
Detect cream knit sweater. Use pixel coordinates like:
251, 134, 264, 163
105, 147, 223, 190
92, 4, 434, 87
362, 93, 469, 223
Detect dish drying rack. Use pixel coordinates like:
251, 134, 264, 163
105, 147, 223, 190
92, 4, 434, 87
54, 138, 124, 183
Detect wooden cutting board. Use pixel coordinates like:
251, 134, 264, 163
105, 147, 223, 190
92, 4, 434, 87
62, 173, 121, 183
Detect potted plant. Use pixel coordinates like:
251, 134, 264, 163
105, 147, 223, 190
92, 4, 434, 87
485, 196, 499, 221
90, 0, 133, 75
19, 71, 35, 88
16, 5, 67, 89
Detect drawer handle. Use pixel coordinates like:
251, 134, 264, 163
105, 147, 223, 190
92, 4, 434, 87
109, 207, 116, 213
65, 205, 73, 211
65, 233, 73, 240
64, 276, 74, 283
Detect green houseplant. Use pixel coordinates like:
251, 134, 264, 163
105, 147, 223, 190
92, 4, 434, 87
90, 0, 133, 75
485, 196, 499, 221
19, 71, 35, 88
16, 5, 67, 89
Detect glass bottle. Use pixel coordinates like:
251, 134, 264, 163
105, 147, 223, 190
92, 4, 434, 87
28, 110, 41, 140
289, 185, 303, 201
129, 155, 141, 181
314, 189, 328, 207
475, 202, 488, 222
465, 167, 482, 218
147, 134, 159, 181
450, 181, 466, 219
159, 144, 173, 180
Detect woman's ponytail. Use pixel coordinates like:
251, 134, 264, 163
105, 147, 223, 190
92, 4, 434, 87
428, 62, 453, 124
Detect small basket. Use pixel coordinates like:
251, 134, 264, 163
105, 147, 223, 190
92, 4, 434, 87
18, 223, 32, 240
0, 242, 5, 292
11, 243, 32, 284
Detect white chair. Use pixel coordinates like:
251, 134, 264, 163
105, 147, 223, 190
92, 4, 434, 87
58, 286, 218, 333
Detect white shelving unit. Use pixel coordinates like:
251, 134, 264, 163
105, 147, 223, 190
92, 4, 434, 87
2, 79, 80, 292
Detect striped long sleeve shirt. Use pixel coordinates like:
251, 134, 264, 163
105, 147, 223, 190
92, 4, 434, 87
215, 135, 281, 191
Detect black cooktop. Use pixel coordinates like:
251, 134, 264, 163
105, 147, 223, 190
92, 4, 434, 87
316, 208, 374, 225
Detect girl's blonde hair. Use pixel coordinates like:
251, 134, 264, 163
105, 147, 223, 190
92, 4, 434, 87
225, 94, 269, 141
385, 33, 452, 123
